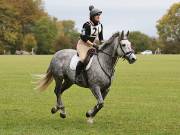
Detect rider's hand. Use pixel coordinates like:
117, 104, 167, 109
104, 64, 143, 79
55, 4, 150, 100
100, 40, 105, 44
93, 43, 98, 50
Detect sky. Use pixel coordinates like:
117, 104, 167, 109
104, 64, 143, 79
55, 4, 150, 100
43, 0, 179, 39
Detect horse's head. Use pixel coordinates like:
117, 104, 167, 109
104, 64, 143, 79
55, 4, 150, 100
114, 31, 136, 64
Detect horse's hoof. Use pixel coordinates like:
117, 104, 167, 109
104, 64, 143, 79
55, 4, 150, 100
87, 117, 94, 124
60, 113, 66, 119
51, 107, 58, 114
86, 112, 91, 118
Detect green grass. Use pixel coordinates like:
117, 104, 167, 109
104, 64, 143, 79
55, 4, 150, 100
0, 55, 180, 135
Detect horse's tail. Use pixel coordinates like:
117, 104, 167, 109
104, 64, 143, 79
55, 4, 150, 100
35, 64, 53, 91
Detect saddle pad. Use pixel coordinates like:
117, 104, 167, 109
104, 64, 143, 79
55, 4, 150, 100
70, 54, 94, 70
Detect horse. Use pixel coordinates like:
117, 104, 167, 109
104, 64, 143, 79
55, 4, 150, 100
36, 31, 137, 123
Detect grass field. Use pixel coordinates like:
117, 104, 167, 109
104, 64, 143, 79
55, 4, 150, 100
0, 55, 180, 135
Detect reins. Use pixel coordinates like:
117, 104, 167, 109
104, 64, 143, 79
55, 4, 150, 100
96, 37, 133, 86
96, 46, 119, 86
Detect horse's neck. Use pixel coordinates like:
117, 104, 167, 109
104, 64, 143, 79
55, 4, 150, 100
98, 44, 118, 73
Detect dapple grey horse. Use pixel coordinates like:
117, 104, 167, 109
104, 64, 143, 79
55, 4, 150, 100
36, 31, 136, 123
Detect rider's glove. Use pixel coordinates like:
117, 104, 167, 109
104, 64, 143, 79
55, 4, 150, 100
93, 44, 99, 50
100, 40, 105, 44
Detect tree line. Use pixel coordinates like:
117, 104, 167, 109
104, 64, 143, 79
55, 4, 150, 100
0, 0, 79, 54
0, 1, 179, 54
129, 2, 180, 54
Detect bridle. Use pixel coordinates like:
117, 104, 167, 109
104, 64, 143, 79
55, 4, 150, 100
96, 37, 134, 86
98, 37, 134, 59
118, 40, 134, 61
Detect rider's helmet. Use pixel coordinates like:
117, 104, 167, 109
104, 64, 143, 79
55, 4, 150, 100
89, 5, 102, 18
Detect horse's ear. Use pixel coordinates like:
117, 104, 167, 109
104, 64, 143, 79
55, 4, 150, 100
120, 30, 124, 39
126, 30, 129, 37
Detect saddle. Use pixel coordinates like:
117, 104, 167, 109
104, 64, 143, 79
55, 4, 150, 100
70, 48, 96, 71
70, 49, 96, 86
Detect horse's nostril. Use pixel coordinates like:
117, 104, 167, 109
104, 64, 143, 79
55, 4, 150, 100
132, 58, 136, 61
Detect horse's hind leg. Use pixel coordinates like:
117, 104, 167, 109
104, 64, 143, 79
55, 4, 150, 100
58, 78, 73, 119
51, 78, 63, 114
51, 77, 72, 118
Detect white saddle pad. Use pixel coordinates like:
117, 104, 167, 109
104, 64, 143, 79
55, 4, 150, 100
70, 54, 94, 70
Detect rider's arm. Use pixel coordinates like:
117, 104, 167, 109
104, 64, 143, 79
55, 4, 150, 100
80, 23, 94, 47
86, 40, 94, 46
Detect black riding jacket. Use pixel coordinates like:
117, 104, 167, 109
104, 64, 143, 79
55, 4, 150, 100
80, 21, 103, 43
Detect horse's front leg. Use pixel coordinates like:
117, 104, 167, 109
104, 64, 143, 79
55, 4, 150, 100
86, 86, 104, 123
102, 88, 110, 100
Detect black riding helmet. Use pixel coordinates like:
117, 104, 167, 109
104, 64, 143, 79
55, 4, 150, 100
89, 5, 102, 24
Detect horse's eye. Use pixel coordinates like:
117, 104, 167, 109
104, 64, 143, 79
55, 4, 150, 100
122, 44, 126, 47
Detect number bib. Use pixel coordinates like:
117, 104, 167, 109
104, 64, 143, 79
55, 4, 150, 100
90, 24, 102, 38
80, 21, 102, 43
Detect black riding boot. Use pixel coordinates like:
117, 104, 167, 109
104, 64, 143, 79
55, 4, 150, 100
75, 61, 85, 83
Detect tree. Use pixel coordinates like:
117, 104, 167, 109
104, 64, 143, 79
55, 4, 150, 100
23, 33, 37, 52
156, 2, 180, 53
53, 20, 79, 51
0, 0, 79, 54
7, 0, 45, 34
9, 0, 46, 50
129, 31, 153, 53
0, 0, 45, 53
0, 0, 22, 53
33, 16, 58, 54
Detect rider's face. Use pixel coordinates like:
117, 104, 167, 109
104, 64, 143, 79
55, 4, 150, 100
94, 15, 100, 22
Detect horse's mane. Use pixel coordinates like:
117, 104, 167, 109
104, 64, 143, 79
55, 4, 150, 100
100, 32, 120, 50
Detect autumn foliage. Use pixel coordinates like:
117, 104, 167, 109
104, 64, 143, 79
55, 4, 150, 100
0, 0, 79, 54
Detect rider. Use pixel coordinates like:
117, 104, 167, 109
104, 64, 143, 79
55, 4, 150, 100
75, 5, 104, 80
